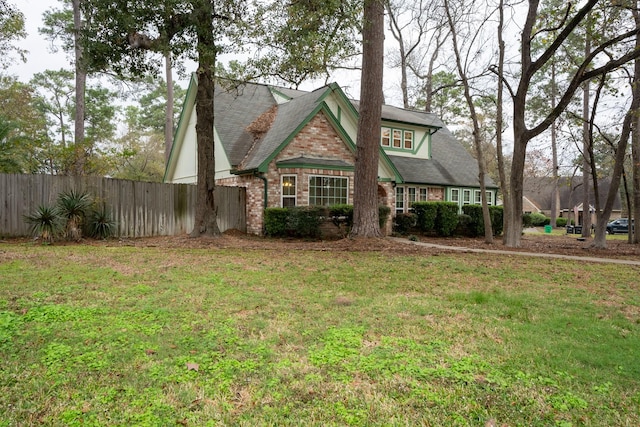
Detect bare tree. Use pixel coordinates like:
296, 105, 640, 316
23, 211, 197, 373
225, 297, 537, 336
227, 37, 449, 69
444, 0, 493, 242
633, 3, 640, 245
385, 0, 433, 108
502, 0, 640, 247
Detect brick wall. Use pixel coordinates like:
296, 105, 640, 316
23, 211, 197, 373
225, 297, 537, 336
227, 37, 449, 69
217, 111, 397, 235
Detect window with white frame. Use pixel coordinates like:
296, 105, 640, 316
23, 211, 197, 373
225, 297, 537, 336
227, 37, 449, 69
281, 175, 297, 207
392, 129, 402, 148
462, 189, 471, 205
474, 190, 481, 204
403, 130, 413, 150
419, 188, 428, 202
407, 187, 416, 208
380, 127, 415, 150
381, 127, 391, 147
308, 176, 348, 206
485, 190, 493, 205
450, 188, 460, 203
395, 187, 404, 213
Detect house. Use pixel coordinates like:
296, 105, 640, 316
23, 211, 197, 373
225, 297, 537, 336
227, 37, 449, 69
164, 75, 498, 235
523, 176, 624, 225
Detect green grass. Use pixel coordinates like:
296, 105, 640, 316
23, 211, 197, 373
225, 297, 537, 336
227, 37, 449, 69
1, 243, 639, 426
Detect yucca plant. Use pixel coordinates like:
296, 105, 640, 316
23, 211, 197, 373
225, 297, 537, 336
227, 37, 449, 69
57, 190, 92, 241
87, 204, 116, 239
24, 205, 64, 243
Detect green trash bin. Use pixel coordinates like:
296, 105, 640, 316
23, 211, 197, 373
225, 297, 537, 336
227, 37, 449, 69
544, 225, 552, 234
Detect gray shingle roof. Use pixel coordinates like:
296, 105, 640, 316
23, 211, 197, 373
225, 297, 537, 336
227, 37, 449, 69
213, 80, 491, 188
214, 83, 277, 166
350, 101, 443, 129
388, 124, 496, 188
240, 86, 330, 171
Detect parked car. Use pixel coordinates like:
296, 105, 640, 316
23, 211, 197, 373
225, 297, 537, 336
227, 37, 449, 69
606, 218, 633, 234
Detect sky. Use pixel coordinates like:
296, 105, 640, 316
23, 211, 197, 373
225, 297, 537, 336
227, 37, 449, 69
7, 0, 67, 82
5, 0, 396, 105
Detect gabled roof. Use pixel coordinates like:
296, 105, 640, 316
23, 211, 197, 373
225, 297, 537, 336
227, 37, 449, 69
240, 85, 332, 171
167, 76, 493, 190
213, 83, 278, 166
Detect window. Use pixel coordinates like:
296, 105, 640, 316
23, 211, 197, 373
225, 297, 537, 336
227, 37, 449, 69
381, 127, 391, 147
395, 187, 404, 213
474, 190, 481, 204
380, 127, 415, 151
450, 188, 459, 203
281, 175, 297, 207
308, 176, 348, 206
407, 187, 416, 208
403, 130, 413, 150
462, 189, 471, 205
392, 129, 402, 148
485, 191, 493, 205
419, 188, 428, 202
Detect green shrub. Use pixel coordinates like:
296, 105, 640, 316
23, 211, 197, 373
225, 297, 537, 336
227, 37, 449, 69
264, 207, 324, 238
264, 208, 289, 237
529, 212, 550, 226
24, 205, 64, 243
57, 189, 92, 241
522, 213, 533, 228
329, 204, 391, 234
556, 217, 567, 227
455, 214, 473, 236
87, 204, 116, 239
411, 202, 438, 232
393, 213, 417, 234
329, 204, 353, 232
378, 205, 391, 230
288, 206, 323, 238
435, 202, 459, 236
490, 206, 504, 236
460, 205, 503, 237
461, 205, 484, 237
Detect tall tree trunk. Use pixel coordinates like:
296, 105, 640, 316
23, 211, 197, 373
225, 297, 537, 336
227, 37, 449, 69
582, 35, 592, 237
592, 87, 638, 248
165, 53, 174, 165
550, 62, 560, 229
349, 0, 384, 239
72, 0, 86, 176
505, 115, 527, 247
191, 0, 220, 238
633, 1, 640, 245
496, 0, 509, 243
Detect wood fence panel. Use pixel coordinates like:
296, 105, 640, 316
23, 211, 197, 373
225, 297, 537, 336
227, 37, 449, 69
0, 174, 246, 238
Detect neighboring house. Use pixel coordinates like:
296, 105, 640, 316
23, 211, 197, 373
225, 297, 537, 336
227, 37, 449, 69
164, 75, 498, 235
523, 176, 624, 225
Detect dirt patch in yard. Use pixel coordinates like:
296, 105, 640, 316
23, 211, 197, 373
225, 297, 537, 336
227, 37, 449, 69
12, 228, 634, 261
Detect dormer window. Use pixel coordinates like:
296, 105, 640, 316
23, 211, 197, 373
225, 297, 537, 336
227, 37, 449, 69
381, 128, 391, 147
403, 131, 413, 149
380, 126, 414, 151
393, 129, 402, 148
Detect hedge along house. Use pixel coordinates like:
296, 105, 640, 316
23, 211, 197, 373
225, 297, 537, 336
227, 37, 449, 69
164, 75, 498, 235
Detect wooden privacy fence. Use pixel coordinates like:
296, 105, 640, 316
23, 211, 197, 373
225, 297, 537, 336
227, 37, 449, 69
0, 174, 246, 238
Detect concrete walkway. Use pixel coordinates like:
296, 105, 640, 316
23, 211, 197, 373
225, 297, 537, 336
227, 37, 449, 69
389, 237, 640, 267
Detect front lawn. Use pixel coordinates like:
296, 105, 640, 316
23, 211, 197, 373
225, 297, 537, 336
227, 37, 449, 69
1, 243, 638, 426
